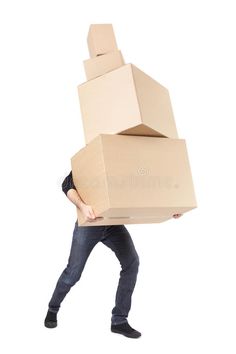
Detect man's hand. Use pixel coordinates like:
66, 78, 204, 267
172, 213, 183, 219
80, 203, 103, 222
66, 189, 103, 223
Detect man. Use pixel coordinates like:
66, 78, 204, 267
44, 171, 182, 338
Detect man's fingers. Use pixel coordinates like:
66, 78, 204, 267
88, 209, 96, 219
87, 209, 101, 221
87, 214, 104, 222
173, 213, 183, 218
87, 216, 103, 222
84, 206, 104, 222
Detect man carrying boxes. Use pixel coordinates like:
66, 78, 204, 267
44, 24, 195, 338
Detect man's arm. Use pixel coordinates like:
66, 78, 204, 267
66, 189, 85, 210
62, 171, 84, 209
62, 171, 99, 221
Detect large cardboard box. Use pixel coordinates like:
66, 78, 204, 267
83, 50, 124, 80
78, 64, 178, 145
87, 24, 118, 58
71, 134, 197, 226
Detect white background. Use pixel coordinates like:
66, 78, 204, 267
0, 0, 235, 353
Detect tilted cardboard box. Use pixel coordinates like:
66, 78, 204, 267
71, 134, 197, 226
83, 50, 124, 80
87, 24, 118, 58
78, 64, 178, 145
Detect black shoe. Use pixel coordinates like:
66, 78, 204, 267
44, 310, 57, 328
111, 321, 141, 338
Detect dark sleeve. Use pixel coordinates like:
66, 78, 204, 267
62, 170, 77, 195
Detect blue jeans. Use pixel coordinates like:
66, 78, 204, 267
48, 221, 140, 325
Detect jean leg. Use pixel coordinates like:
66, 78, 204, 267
48, 222, 104, 313
101, 225, 140, 325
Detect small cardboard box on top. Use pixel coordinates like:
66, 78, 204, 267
71, 134, 197, 226
78, 64, 178, 145
87, 24, 118, 58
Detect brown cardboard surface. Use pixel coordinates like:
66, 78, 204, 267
87, 24, 118, 58
83, 50, 124, 80
71, 134, 197, 226
75, 213, 171, 226
78, 64, 178, 144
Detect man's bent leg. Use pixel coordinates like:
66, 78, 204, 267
101, 225, 140, 325
48, 222, 104, 313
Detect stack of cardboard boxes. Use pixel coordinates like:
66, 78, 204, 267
71, 24, 197, 226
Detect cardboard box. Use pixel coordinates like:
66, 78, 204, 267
83, 50, 124, 80
78, 64, 178, 144
71, 134, 197, 226
87, 24, 118, 58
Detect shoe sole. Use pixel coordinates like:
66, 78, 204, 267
44, 321, 57, 328
111, 328, 141, 338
